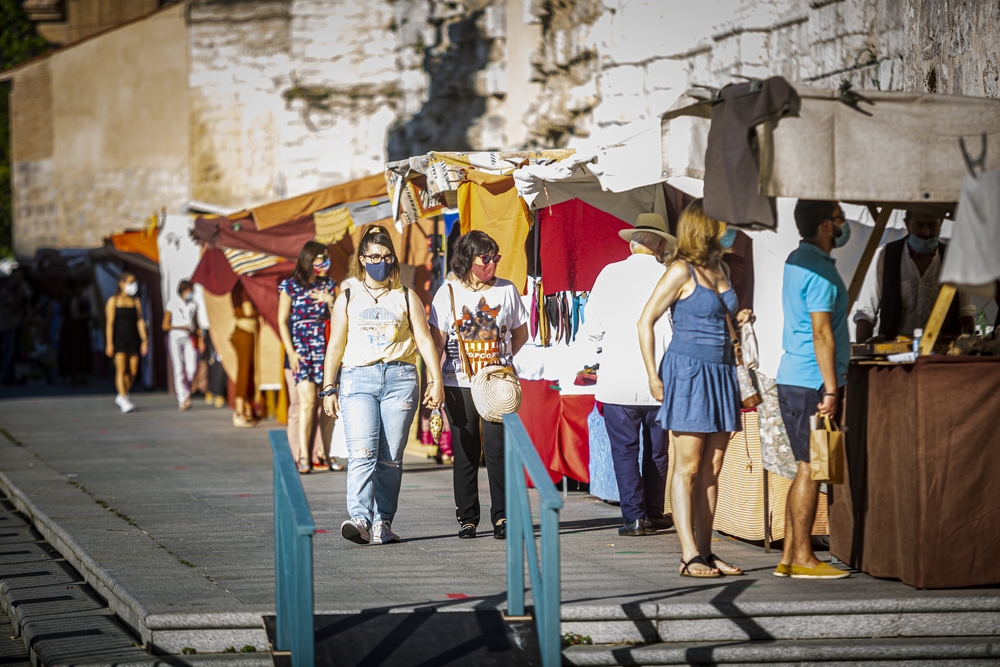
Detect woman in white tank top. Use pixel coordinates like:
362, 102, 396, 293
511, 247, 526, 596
322, 226, 445, 546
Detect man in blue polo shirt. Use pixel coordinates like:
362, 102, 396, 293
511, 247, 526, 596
775, 200, 852, 580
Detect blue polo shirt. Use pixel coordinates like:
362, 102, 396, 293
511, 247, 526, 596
776, 241, 850, 389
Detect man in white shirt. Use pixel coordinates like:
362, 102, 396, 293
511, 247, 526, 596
854, 211, 975, 341
584, 213, 676, 537
162, 280, 202, 410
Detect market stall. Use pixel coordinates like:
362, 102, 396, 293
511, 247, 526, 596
659, 79, 1000, 581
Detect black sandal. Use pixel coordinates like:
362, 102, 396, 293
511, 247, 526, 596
680, 555, 721, 578
706, 553, 744, 576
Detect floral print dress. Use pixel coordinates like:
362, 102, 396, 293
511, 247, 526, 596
280, 276, 335, 384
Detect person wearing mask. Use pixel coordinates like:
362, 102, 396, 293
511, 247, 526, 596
105, 272, 148, 413
162, 280, 203, 411
428, 231, 529, 541
638, 200, 752, 578
322, 226, 445, 545
583, 213, 677, 537
230, 282, 259, 427
279, 241, 341, 474
775, 200, 852, 580
854, 211, 975, 342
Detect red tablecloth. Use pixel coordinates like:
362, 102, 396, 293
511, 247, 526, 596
517, 380, 594, 483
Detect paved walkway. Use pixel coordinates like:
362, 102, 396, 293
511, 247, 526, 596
0, 390, 997, 655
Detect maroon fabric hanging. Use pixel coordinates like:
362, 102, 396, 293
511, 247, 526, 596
538, 199, 631, 294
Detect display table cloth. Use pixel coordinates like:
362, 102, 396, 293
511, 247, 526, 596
831, 355, 1000, 589
517, 380, 594, 484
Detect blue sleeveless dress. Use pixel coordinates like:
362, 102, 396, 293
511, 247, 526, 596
657, 262, 742, 433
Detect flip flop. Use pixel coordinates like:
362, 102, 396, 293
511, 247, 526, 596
707, 553, 744, 576
680, 555, 720, 578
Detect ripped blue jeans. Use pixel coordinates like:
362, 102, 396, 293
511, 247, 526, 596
340, 362, 419, 526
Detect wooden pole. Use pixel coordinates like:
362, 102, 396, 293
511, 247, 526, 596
848, 205, 895, 305
918, 284, 957, 355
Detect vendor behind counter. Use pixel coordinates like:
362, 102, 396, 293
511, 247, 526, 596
853, 210, 976, 342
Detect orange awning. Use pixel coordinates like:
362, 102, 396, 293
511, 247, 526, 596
110, 229, 159, 263
232, 173, 388, 230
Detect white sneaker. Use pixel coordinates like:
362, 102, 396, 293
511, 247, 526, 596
340, 518, 371, 545
122, 397, 136, 413
115, 394, 126, 410
371, 521, 400, 545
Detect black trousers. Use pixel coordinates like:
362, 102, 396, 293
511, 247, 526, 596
603, 404, 669, 523
445, 386, 505, 527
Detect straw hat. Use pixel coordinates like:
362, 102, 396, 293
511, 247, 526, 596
619, 213, 678, 251
470, 366, 522, 423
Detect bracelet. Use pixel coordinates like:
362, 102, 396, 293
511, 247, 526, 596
319, 386, 338, 397
823, 392, 838, 397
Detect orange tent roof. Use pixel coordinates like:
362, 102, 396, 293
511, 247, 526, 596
231, 173, 388, 231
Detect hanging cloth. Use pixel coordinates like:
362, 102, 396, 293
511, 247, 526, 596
537, 198, 632, 294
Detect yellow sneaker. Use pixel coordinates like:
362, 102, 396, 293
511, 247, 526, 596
790, 562, 851, 579
773, 563, 792, 577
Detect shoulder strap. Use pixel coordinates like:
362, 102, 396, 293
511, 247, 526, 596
446, 282, 473, 375
402, 286, 412, 329
343, 287, 351, 305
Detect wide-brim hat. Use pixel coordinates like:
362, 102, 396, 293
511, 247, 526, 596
619, 213, 678, 251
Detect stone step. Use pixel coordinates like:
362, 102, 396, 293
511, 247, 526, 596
559, 599, 1000, 644
563, 636, 1000, 666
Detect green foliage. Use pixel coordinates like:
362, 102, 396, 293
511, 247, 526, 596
181, 647, 197, 655
241, 645, 257, 652
562, 633, 592, 646
0, 0, 49, 258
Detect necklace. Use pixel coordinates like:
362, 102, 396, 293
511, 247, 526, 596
462, 280, 490, 293
362, 280, 390, 303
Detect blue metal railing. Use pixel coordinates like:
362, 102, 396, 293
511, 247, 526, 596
503, 413, 563, 667
270, 430, 315, 667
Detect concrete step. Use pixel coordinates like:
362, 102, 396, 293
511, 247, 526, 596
563, 636, 1000, 665
559, 598, 1000, 644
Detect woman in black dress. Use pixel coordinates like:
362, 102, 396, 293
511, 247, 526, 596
104, 272, 147, 413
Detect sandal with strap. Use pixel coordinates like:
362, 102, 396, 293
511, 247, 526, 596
707, 553, 744, 576
680, 555, 720, 578
297, 459, 311, 475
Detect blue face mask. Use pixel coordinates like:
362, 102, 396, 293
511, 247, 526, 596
907, 234, 939, 254
364, 260, 393, 283
833, 221, 852, 248
720, 227, 737, 250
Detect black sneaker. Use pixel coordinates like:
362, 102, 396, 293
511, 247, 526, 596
493, 519, 506, 540
458, 524, 477, 539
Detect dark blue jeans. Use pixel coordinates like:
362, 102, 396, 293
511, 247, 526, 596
604, 404, 669, 523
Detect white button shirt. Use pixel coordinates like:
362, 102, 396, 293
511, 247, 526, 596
582, 253, 672, 406
853, 244, 975, 336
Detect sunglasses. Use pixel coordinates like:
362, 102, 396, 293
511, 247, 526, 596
478, 254, 502, 265
362, 253, 396, 264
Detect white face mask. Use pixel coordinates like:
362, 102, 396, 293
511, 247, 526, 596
124, 282, 138, 297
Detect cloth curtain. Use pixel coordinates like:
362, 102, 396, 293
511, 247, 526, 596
538, 199, 631, 294
518, 379, 594, 484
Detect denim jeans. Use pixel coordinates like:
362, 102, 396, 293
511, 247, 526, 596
340, 361, 419, 525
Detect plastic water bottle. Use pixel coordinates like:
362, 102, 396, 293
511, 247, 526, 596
912, 328, 923, 355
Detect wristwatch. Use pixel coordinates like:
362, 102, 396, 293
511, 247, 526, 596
319, 386, 338, 398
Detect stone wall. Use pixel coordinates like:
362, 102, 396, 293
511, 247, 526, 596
523, 0, 1000, 149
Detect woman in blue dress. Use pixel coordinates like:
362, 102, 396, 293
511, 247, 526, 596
638, 199, 753, 578
279, 241, 340, 474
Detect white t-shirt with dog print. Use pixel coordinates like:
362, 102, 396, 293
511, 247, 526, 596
429, 278, 528, 388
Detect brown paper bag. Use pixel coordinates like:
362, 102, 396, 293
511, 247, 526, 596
809, 413, 844, 484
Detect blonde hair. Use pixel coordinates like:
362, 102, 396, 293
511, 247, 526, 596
354, 225, 401, 288
674, 199, 726, 267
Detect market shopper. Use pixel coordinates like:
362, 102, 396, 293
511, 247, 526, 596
584, 213, 676, 537
104, 272, 147, 413
162, 280, 202, 411
230, 282, 259, 427
322, 226, 444, 545
854, 210, 975, 341
429, 231, 529, 541
775, 200, 852, 580
279, 241, 342, 474
638, 200, 751, 578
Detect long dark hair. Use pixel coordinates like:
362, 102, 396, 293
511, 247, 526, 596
450, 230, 499, 282
291, 240, 329, 285
356, 225, 400, 287
114, 271, 137, 297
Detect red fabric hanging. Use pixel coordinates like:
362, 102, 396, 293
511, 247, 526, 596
518, 379, 594, 484
538, 199, 632, 294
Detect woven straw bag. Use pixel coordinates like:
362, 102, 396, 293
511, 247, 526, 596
470, 365, 522, 423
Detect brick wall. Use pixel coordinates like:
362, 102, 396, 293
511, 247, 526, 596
10, 62, 53, 163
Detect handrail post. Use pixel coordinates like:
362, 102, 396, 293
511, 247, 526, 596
270, 431, 316, 667
502, 414, 563, 667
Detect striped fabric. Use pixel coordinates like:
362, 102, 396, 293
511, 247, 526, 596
223, 247, 285, 275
